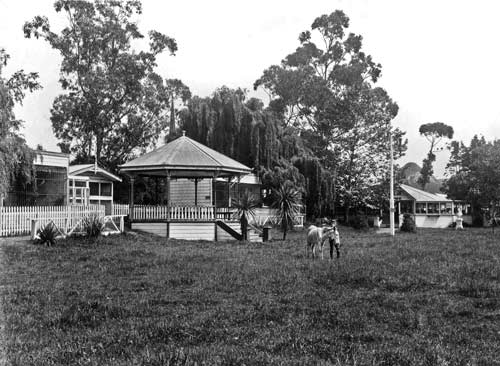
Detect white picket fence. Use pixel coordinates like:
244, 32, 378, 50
0, 205, 105, 237
113, 203, 130, 216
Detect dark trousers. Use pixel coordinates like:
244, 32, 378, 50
329, 238, 340, 259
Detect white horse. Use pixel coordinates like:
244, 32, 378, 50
306, 225, 334, 259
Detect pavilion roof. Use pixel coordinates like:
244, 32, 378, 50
399, 184, 452, 203
119, 134, 251, 177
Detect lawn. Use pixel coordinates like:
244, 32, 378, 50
1, 227, 500, 365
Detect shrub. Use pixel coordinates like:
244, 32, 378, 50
82, 214, 104, 238
472, 212, 484, 227
348, 215, 369, 230
35, 222, 59, 246
400, 213, 416, 233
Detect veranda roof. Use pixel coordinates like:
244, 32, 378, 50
399, 184, 452, 203
119, 134, 252, 178
69, 164, 122, 182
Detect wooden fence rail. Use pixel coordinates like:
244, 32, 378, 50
0, 205, 105, 237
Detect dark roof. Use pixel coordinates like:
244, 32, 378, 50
119, 134, 251, 177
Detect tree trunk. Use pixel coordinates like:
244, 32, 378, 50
241, 213, 248, 241
344, 205, 351, 224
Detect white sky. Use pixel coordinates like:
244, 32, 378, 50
2, 0, 500, 177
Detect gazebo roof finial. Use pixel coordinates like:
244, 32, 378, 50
182, 130, 186, 136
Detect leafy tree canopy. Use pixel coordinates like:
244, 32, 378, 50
418, 122, 454, 189
0, 49, 41, 197
444, 135, 500, 223
24, 0, 180, 169
254, 10, 406, 219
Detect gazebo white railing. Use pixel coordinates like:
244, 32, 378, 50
133, 205, 217, 221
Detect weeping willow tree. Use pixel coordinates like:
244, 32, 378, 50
0, 49, 41, 200
180, 86, 337, 219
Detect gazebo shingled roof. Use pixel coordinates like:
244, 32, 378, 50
119, 134, 251, 178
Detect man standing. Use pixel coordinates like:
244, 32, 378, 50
328, 220, 341, 259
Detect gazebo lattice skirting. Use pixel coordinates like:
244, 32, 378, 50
119, 133, 253, 241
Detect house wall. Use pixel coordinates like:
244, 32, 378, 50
169, 178, 212, 206
34, 151, 69, 169
400, 214, 473, 229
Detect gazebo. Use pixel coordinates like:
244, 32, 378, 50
119, 133, 252, 240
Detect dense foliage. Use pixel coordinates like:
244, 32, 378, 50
444, 135, 500, 223
181, 11, 406, 220
254, 10, 406, 219
0, 49, 40, 198
24, 0, 180, 168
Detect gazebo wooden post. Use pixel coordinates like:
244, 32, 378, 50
166, 171, 171, 220
213, 172, 218, 220
155, 177, 159, 204
227, 176, 232, 208
129, 176, 135, 222
213, 171, 219, 241
237, 175, 241, 202
194, 178, 198, 206
166, 171, 171, 238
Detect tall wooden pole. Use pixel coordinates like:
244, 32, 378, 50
390, 131, 395, 236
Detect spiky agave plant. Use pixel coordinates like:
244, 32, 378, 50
36, 222, 59, 246
272, 181, 301, 240
83, 214, 105, 239
232, 190, 260, 241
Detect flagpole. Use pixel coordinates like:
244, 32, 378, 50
389, 130, 395, 236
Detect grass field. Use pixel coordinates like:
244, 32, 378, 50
1, 227, 500, 365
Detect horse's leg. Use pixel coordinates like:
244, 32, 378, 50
320, 243, 324, 260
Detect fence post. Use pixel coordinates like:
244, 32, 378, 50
0, 194, 3, 237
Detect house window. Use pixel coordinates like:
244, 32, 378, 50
90, 182, 99, 196
427, 203, 439, 214
442, 203, 452, 214
416, 203, 427, 214
100, 183, 112, 196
